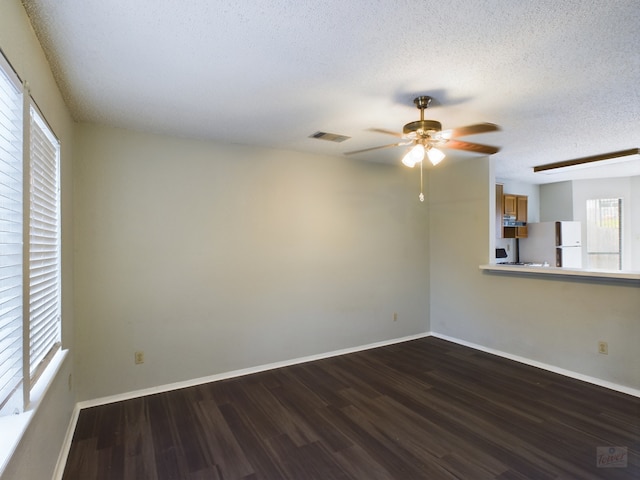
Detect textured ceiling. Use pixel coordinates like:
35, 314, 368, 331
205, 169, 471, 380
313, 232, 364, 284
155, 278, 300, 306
22, 0, 640, 183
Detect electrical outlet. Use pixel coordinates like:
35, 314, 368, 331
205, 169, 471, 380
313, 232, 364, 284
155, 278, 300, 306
598, 341, 608, 355
393, 312, 398, 322
135, 351, 145, 364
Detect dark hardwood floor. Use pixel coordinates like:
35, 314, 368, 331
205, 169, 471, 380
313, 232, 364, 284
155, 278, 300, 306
63, 337, 640, 479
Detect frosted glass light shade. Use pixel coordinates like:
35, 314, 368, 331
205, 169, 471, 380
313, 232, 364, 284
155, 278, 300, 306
402, 144, 425, 167
427, 147, 445, 165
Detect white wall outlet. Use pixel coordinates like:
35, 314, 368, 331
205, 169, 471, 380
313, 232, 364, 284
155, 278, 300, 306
135, 351, 145, 364
598, 341, 608, 355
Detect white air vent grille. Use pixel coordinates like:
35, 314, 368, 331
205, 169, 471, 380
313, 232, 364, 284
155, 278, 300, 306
309, 131, 351, 143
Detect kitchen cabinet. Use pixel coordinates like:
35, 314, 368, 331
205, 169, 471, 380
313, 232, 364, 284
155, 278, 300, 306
503, 194, 517, 216
513, 225, 528, 238
516, 196, 528, 223
496, 184, 504, 239
503, 194, 528, 238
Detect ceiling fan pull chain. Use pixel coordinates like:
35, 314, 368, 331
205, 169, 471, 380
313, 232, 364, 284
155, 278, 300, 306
419, 160, 424, 202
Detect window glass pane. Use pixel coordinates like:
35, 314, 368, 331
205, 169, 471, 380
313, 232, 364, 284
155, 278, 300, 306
586, 198, 621, 270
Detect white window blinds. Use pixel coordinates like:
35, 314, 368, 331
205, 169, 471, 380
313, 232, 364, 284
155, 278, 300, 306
0, 51, 61, 415
28, 106, 60, 382
0, 56, 23, 415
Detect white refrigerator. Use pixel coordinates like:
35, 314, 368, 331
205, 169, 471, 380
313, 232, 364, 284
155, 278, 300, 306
520, 221, 583, 268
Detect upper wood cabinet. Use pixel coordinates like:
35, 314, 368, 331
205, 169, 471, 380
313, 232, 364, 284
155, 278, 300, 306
502, 194, 528, 238
516, 195, 527, 223
496, 184, 504, 239
503, 194, 517, 216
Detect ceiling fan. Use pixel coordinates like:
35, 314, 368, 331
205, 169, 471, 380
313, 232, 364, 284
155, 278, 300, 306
345, 96, 501, 168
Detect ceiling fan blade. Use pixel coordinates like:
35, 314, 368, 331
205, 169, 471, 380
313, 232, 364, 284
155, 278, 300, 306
445, 139, 501, 155
344, 141, 411, 155
445, 123, 500, 138
367, 128, 404, 138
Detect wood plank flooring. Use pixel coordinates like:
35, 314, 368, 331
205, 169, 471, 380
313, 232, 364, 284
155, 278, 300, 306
62, 337, 640, 479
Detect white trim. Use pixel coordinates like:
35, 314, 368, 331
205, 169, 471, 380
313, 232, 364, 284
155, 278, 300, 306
51, 333, 423, 478
76, 332, 430, 410
0, 48, 22, 89
0, 349, 68, 477
52, 403, 80, 480
53, 331, 639, 478
430, 332, 640, 398
52, 333, 429, 477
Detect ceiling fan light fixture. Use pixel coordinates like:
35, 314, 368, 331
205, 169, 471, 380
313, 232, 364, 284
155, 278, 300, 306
343, 96, 500, 201
402, 144, 425, 167
427, 147, 445, 165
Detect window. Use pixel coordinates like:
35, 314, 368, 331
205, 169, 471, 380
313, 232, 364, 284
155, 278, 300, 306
0, 52, 61, 416
586, 198, 622, 270
28, 105, 61, 385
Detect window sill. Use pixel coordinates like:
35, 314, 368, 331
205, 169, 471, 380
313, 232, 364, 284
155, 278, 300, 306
479, 264, 640, 283
0, 348, 68, 475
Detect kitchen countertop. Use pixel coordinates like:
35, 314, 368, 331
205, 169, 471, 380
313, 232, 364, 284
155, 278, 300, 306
480, 263, 640, 282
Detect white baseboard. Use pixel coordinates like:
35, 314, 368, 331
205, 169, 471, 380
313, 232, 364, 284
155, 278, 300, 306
430, 332, 640, 398
52, 332, 428, 479
52, 403, 81, 480
55, 330, 638, 479
75, 332, 430, 411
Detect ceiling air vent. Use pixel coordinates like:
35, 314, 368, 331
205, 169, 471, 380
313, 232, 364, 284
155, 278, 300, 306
309, 131, 351, 143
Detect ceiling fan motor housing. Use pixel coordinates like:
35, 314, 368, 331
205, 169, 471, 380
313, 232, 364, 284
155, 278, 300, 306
403, 120, 442, 136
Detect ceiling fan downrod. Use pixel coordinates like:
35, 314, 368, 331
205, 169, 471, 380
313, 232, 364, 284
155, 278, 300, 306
403, 96, 442, 136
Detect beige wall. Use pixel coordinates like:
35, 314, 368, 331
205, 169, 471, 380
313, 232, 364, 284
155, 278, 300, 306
0, 1, 75, 479
429, 157, 640, 390
73, 123, 431, 401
